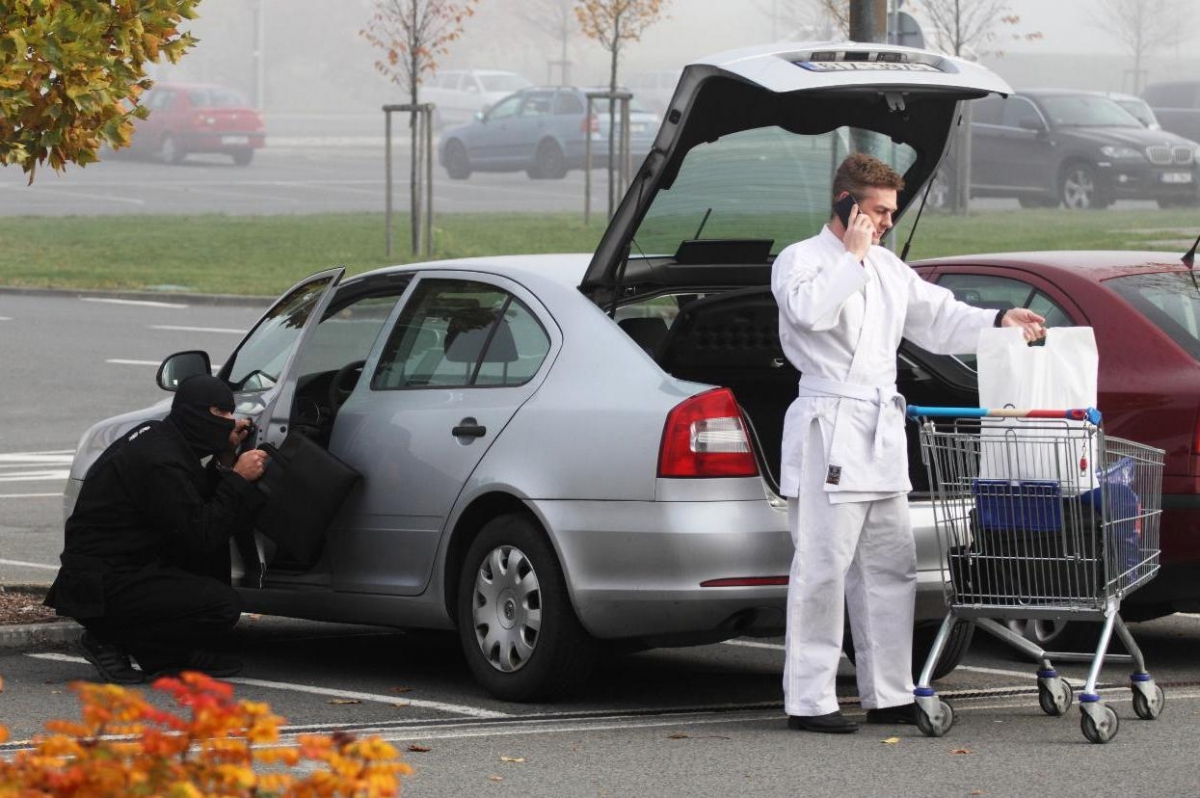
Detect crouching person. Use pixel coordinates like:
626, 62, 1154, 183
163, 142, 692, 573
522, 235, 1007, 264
45, 375, 269, 683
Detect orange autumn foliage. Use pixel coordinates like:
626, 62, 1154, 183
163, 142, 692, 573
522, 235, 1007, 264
0, 671, 412, 797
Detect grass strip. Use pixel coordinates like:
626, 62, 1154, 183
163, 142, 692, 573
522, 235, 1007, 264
0, 207, 1197, 297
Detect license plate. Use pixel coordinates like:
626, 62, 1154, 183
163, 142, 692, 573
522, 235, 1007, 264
1160, 171, 1193, 184
221, 135, 250, 145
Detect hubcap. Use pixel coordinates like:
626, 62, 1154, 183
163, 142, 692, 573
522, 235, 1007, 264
1063, 169, 1094, 209
471, 545, 542, 673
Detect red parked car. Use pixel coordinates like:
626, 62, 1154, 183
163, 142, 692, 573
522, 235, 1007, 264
910, 250, 1200, 643
130, 82, 266, 166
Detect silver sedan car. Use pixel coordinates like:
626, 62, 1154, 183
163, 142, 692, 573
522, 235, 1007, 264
65, 41, 1010, 700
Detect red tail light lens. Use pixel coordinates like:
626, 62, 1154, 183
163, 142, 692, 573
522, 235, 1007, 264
658, 388, 758, 478
580, 114, 599, 134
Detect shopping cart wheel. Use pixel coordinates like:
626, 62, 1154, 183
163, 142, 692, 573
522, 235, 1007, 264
1131, 682, 1165, 720
1037, 678, 1073, 717
1080, 703, 1119, 744
916, 700, 954, 738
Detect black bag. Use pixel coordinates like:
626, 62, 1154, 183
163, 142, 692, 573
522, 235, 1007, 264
253, 434, 361, 567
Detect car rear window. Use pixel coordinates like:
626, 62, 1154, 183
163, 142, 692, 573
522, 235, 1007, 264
187, 87, 249, 108
1106, 272, 1200, 360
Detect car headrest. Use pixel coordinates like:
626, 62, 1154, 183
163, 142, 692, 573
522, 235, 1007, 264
444, 318, 518, 364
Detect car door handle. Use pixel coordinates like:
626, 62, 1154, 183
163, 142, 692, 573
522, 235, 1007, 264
452, 418, 487, 438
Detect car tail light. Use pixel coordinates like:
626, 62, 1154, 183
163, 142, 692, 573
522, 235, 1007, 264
658, 388, 758, 478
580, 114, 599, 134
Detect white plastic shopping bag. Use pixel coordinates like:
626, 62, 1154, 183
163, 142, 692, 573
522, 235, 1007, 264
976, 327, 1099, 492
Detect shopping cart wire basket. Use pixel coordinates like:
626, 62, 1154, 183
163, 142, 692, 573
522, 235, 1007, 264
905, 405, 1165, 743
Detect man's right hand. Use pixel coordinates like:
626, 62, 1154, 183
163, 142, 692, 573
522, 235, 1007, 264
841, 204, 874, 262
232, 449, 269, 482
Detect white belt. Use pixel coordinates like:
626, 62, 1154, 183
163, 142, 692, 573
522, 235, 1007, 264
797, 375, 905, 458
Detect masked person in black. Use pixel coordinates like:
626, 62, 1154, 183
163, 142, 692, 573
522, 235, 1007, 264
45, 375, 270, 683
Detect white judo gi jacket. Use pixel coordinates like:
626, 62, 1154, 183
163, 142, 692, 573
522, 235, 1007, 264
772, 226, 995, 501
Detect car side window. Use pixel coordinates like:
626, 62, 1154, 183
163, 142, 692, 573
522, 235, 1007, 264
1001, 97, 1044, 130
521, 92, 554, 117
289, 290, 408, 386
553, 91, 584, 115
936, 273, 1077, 369
372, 279, 550, 390
487, 95, 521, 121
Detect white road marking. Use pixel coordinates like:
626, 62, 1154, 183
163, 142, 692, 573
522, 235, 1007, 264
0, 316, 11, 321
0, 452, 72, 484
227, 677, 511, 719
0, 452, 74, 463
82, 297, 188, 309
0, 471, 69, 482
0, 493, 61, 499
150, 325, 245, 334
0, 558, 58, 571
105, 359, 161, 366
23, 654, 509, 719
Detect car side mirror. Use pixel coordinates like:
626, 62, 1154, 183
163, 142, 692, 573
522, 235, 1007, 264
157, 350, 212, 391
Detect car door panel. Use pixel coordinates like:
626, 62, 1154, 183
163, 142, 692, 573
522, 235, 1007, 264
324, 274, 557, 596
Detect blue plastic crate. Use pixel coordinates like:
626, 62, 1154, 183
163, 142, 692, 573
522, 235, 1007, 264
971, 479, 1062, 532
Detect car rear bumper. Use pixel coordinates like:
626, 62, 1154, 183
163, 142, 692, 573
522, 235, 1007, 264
531, 497, 948, 642
179, 131, 266, 152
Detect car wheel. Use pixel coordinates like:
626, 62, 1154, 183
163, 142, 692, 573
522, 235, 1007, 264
1060, 163, 1108, 210
160, 134, 185, 165
843, 618, 974, 682
444, 140, 471, 180
529, 139, 567, 180
1004, 618, 1103, 656
232, 149, 254, 166
1018, 194, 1059, 208
456, 513, 596, 701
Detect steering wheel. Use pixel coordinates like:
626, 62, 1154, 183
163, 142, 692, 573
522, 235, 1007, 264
328, 360, 367, 413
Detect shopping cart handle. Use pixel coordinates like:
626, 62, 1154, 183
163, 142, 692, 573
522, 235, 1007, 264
906, 406, 1103, 424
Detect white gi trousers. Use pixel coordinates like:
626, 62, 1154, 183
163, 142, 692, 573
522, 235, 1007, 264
782, 424, 917, 716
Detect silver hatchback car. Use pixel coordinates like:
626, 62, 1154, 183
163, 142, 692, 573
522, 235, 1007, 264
66, 41, 1011, 701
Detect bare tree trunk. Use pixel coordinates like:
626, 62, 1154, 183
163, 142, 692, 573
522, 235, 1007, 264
410, 36, 421, 256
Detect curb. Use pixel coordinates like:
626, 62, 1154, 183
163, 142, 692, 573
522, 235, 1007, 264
0, 620, 79, 652
0, 285, 273, 308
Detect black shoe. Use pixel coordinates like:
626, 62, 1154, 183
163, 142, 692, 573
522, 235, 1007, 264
866, 703, 920, 725
149, 650, 243, 680
76, 631, 144, 685
787, 711, 859, 734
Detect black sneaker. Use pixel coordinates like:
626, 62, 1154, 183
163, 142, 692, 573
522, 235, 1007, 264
787, 711, 859, 734
866, 703, 920, 725
149, 650, 244, 680
76, 631, 144, 685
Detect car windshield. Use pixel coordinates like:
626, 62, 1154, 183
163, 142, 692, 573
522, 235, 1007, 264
1040, 96, 1143, 128
1115, 99, 1158, 128
224, 275, 336, 391
1106, 272, 1200, 360
631, 126, 917, 257
480, 74, 531, 92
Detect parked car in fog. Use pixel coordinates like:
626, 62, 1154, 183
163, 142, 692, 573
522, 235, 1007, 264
966, 89, 1200, 209
438, 86, 660, 179
1142, 80, 1200, 145
68, 41, 1010, 701
129, 82, 265, 166
423, 70, 533, 129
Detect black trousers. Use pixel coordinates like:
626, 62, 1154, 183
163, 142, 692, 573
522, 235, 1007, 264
82, 563, 241, 673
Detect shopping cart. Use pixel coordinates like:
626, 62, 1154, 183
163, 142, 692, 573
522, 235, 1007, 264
906, 405, 1165, 743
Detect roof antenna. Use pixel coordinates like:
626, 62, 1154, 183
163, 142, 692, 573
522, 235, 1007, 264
1182, 230, 1200, 292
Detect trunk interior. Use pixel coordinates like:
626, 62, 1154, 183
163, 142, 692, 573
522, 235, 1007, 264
619, 286, 980, 496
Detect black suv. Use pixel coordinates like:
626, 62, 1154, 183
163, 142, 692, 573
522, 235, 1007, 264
960, 89, 1200, 209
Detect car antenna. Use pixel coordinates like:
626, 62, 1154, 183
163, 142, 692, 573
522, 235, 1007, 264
899, 169, 938, 262
693, 207, 712, 240
1182, 230, 1200, 291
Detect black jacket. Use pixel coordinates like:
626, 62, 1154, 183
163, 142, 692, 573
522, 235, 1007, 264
45, 419, 264, 619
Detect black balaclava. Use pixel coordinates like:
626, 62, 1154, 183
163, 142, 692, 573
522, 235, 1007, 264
168, 375, 237, 457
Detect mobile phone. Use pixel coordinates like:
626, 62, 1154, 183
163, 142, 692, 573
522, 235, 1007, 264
833, 193, 859, 226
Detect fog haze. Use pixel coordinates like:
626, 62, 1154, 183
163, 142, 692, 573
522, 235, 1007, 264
152, 0, 1200, 116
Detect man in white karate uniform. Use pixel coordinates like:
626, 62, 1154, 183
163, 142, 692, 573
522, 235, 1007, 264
772, 153, 1046, 733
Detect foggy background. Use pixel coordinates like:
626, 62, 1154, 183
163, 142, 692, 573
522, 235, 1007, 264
151, 0, 1200, 118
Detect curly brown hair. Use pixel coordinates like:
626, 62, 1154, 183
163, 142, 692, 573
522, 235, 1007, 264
831, 152, 905, 205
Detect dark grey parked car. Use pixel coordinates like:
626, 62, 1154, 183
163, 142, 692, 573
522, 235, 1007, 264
1142, 81, 1200, 145
963, 89, 1200, 209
